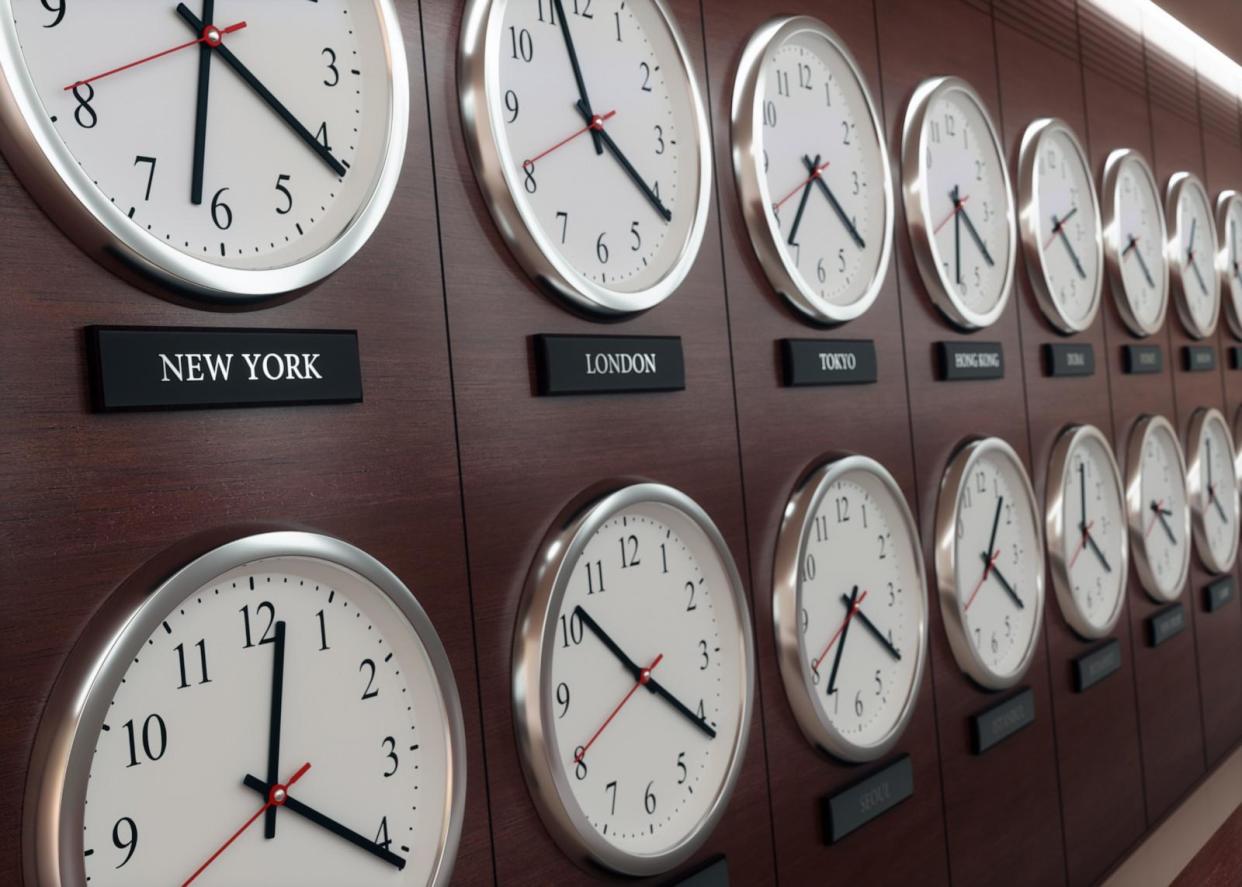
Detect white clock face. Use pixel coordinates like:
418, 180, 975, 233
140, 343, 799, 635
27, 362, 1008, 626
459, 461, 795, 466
1217, 193, 1242, 339
1022, 122, 1102, 332
1170, 175, 1220, 338
1129, 418, 1191, 601
3, 0, 405, 295
70, 546, 463, 887
516, 488, 752, 875
475, 0, 710, 313
776, 458, 926, 760
1189, 409, 1239, 574
1051, 427, 1127, 637
747, 19, 891, 322
1106, 152, 1169, 336
940, 441, 1044, 688
906, 79, 1015, 329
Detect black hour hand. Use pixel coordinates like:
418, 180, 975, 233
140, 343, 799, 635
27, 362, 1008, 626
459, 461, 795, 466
575, 100, 671, 222
839, 594, 900, 661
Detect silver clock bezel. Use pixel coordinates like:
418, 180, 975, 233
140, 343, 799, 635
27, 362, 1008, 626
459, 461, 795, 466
459, 0, 714, 317
1215, 190, 1242, 340
1045, 424, 1129, 640
1101, 148, 1170, 338
1124, 414, 1192, 602
1165, 171, 1221, 339
934, 436, 1046, 690
512, 482, 755, 877
1235, 405, 1242, 492
22, 531, 468, 887
1186, 407, 1240, 575
1017, 118, 1104, 335
0, 1, 410, 307
772, 454, 927, 762
729, 15, 894, 326
901, 75, 1018, 331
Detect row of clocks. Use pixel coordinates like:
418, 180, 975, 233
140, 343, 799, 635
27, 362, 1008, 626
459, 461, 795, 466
4, 4, 1240, 336
26, 405, 1241, 884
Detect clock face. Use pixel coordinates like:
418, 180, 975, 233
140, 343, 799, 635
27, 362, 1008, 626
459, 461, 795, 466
1187, 408, 1240, 575
1168, 173, 1220, 338
773, 456, 927, 762
514, 484, 753, 876
1126, 416, 1191, 602
461, 0, 712, 315
1103, 150, 1169, 337
27, 534, 465, 887
1, 0, 407, 301
731, 16, 893, 324
1217, 191, 1242, 339
936, 438, 1045, 689
1047, 425, 1128, 639
1019, 119, 1103, 334
902, 76, 1016, 330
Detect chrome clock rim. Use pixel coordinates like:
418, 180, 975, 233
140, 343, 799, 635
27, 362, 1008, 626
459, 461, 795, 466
1165, 171, 1221, 339
1100, 148, 1169, 338
1215, 190, 1242, 340
1186, 407, 1240, 575
1124, 414, 1192, 602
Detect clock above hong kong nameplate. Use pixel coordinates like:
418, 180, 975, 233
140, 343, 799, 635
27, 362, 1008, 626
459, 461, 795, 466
85, 326, 364, 412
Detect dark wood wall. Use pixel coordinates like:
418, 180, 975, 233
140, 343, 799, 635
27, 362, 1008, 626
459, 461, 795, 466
2, 1, 1241, 885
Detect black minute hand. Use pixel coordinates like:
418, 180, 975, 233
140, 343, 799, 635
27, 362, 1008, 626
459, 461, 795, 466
263, 621, 287, 839
189, 0, 214, 205
958, 202, 995, 266
552, 0, 602, 155
802, 154, 865, 249
576, 100, 672, 222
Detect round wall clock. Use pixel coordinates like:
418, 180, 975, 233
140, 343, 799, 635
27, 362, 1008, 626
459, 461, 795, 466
0, 1, 409, 305
1186, 407, 1239, 575
901, 75, 1017, 331
24, 532, 466, 887
1166, 172, 1221, 339
730, 16, 894, 325
459, 0, 713, 316
1101, 148, 1169, 338
934, 437, 1045, 689
513, 482, 754, 876
1125, 414, 1191, 602
1217, 190, 1242, 339
1045, 424, 1128, 640
772, 455, 927, 762
1017, 118, 1104, 334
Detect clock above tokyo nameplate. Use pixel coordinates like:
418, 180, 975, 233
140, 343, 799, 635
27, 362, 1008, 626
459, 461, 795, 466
0, 0, 409, 305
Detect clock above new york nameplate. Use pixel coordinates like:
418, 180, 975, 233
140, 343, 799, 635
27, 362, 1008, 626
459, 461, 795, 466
0, 0, 409, 304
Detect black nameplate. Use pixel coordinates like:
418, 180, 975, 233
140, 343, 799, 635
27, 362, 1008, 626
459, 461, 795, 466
86, 326, 363, 413
821, 754, 913, 844
534, 335, 684, 396
936, 341, 1004, 381
1073, 638, 1122, 692
1043, 343, 1095, 377
665, 857, 728, 887
971, 687, 1035, 754
1123, 345, 1163, 374
1183, 345, 1216, 372
1147, 602, 1186, 647
1204, 576, 1235, 613
781, 339, 878, 387
1229, 347, 1242, 370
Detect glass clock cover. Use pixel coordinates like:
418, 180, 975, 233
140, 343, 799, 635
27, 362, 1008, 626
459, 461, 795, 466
1186, 407, 1240, 575
1102, 149, 1170, 338
1125, 414, 1192, 602
1217, 190, 1242, 340
1166, 172, 1221, 339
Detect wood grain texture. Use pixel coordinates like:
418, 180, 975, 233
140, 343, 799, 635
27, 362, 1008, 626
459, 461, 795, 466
1171, 802, 1242, 887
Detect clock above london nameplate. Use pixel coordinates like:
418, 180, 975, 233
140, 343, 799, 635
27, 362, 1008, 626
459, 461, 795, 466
0, 0, 409, 305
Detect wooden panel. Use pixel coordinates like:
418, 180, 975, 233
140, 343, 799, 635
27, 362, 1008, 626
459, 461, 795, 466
1170, 797, 1242, 886
872, 2, 1068, 885
701, 1, 951, 884
991, 13, 1147, 886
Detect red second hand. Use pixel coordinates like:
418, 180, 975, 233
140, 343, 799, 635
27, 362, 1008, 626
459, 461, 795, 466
1068, 520, 1095, 569
812, 590, 870, 672
964, 550, 1000, 612
1145, 499, 1164, 538
574, 653, 663, 765
523, 110, 617, 171
772, 159, 832, 212
181, 761, 311, 887
933, 194, 970, 235
64, 21, 247, 91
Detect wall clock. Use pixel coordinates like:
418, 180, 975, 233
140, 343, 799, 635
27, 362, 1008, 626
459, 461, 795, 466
772, 455, 928, 762
901, 75, 1017, 331
934, 437, 1045, 690
730, 16, 894, 325
1125, 415, 1191, 602
0, 0, 409, 305
24, 532, 467, 886
1017, 118, 1103, 334
513, 482, 754, 876
459, 0, 713, 316
1166, 172, 1220, 339
1217, 190, 1242, 339
1101, 148, 1169, 338
1045, 424, 1128, 640
1186, 407, 1239, 575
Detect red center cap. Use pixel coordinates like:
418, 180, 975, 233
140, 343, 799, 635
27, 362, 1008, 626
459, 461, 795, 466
203, 25, 223, 47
